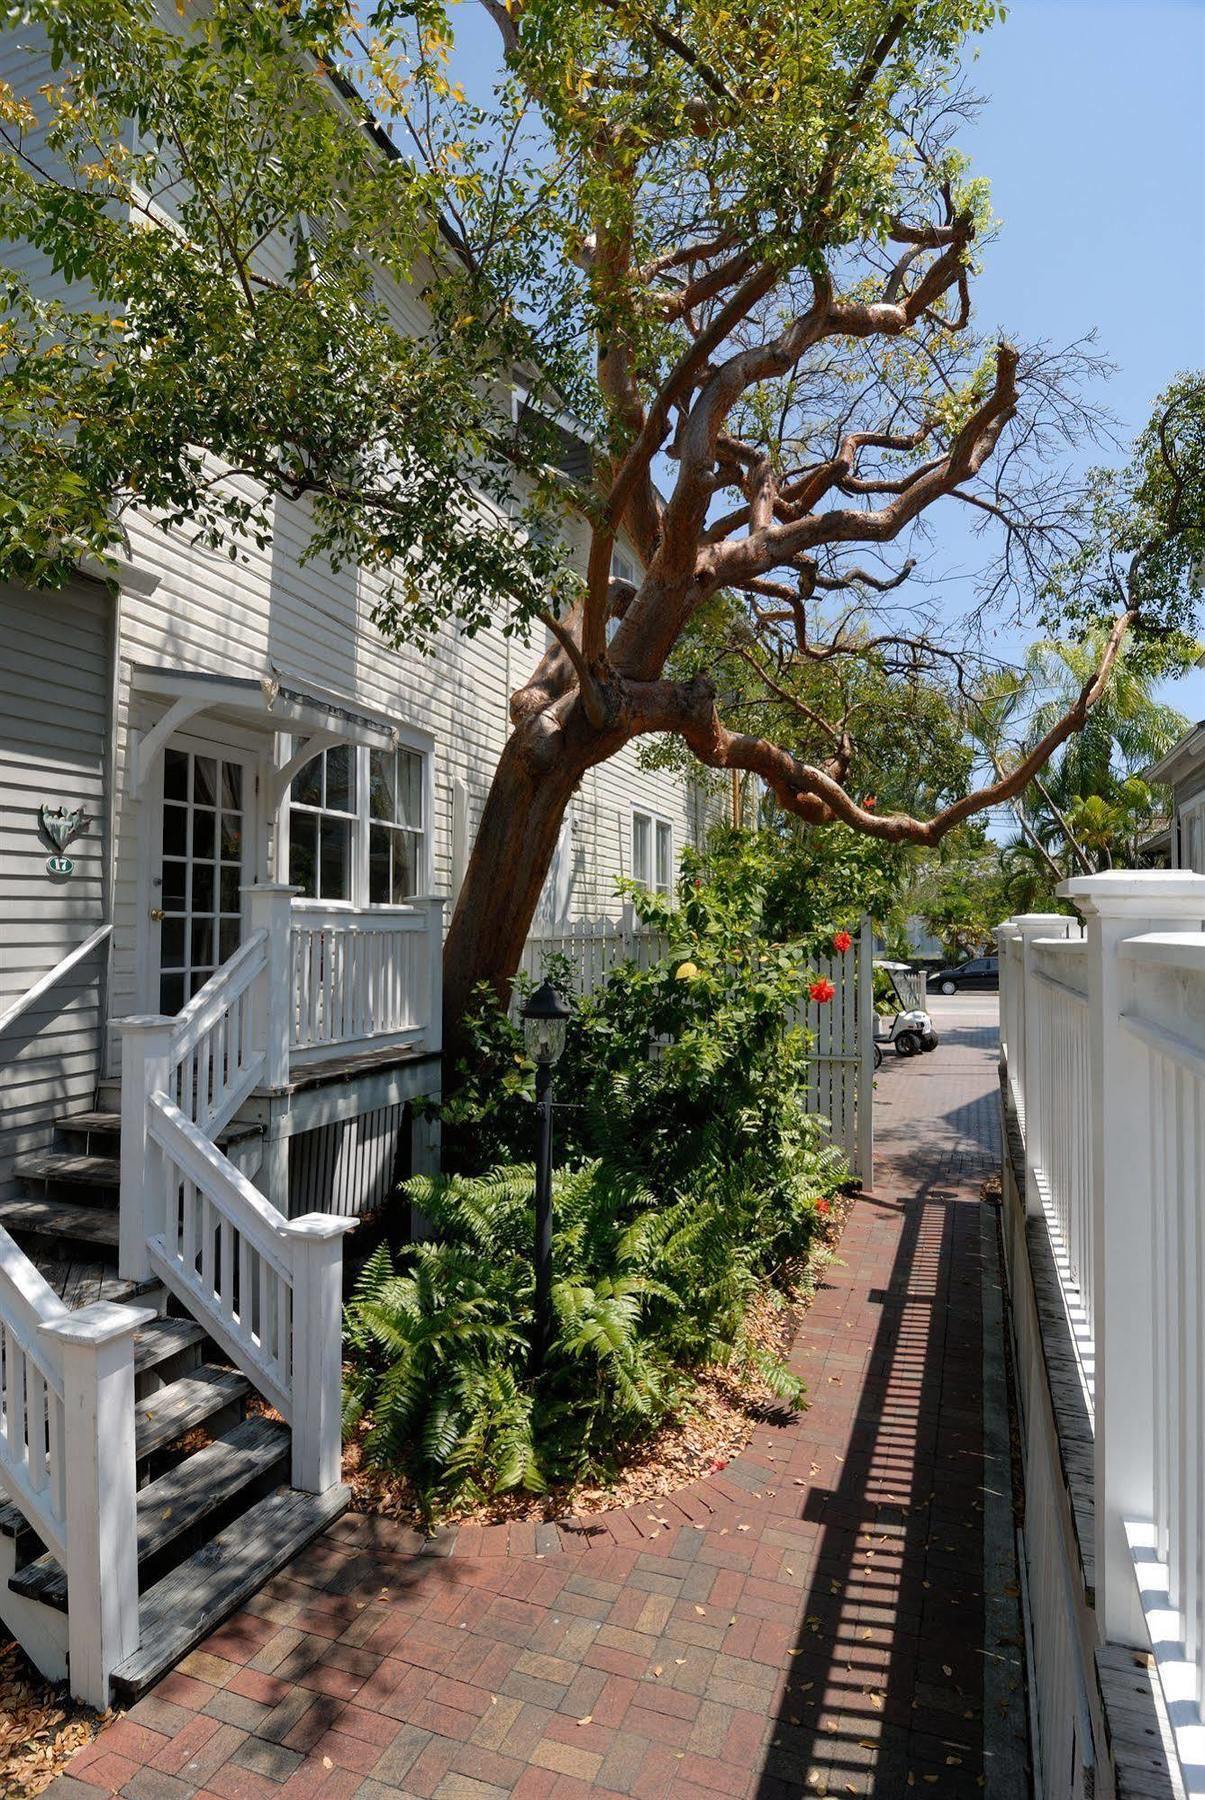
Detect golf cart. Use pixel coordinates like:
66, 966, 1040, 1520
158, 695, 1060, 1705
872, 961, 938, 1068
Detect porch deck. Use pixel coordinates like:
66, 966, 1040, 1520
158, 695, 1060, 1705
44, 999, 1032, 1798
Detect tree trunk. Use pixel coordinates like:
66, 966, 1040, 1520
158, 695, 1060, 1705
440, 722, 588, 1049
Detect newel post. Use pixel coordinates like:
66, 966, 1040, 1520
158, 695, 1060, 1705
282, 1213, 356, 1494
245, 883, 299, 1089
117, 1015, 175, 1282
41, 1300, 156, 1708
418, 895, 445, 1055
1061, 871, 1205, 1645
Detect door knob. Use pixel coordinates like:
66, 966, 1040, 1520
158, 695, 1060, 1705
149, 907, 165, 922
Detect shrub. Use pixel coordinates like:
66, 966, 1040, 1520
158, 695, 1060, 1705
344, 1141, 839, 1516
345, 837, 848, 1517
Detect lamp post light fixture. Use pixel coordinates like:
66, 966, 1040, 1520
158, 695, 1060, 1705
521, 979, 571, 1371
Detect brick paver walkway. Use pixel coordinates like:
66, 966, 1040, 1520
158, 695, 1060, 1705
47, 998, 1027, 1800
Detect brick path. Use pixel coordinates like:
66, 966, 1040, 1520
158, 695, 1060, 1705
47, 997, 1027, 1800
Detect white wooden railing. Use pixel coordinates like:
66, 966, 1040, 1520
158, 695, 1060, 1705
0, 1233, 68, 1564
1001, 874, 1205, 1796
518, 916, 668, 997
290, 897, 443, 1064
121, 886, 355, 1486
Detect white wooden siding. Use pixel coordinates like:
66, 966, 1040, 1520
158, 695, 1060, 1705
0, 580, 112, 1199
0, 30, 717, 1069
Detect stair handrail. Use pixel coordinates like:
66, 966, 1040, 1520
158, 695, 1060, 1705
0, 923, 112, 1038
143, 1093, 353, 1489
0, 1226, 150, 1711
0, 1227, 69, 1560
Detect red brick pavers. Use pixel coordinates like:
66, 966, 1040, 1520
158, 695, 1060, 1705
45, 997, 1025, 1800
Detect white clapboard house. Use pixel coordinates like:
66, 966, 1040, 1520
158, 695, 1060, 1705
0, 30, 711, 1705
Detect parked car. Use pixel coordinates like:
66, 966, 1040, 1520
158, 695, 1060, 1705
931, 954, 999, 995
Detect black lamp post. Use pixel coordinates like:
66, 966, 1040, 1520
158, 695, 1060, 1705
520, 979, 571, 1371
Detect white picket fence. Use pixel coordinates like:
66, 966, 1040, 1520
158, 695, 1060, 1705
1001, 872, 1205, 1799
521, 916, 875, 1182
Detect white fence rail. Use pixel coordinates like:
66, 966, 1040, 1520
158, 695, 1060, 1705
1001, 874, 1205, 1797
520, 916, 874, 1182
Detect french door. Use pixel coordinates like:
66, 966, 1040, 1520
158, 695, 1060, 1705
148, 735, 259, 1015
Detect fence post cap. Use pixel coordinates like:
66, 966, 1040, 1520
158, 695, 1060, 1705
40, 1300, 157, 1348
1059, 871, 1205, 918
280, 1212, 358, 1240
116, 1013, 176, 1033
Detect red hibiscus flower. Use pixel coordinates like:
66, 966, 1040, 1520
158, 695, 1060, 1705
809, 977, 836, 1004
832, 930, 853, 954
816, 1198, 831, 1216
863, 794, 877, 811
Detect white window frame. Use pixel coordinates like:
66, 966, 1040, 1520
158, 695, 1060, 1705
1179, 794, 1205, 872
608, 547, 637, 646
278, 730, 435, 907
631, 806, 674, 898
286, 743, 359, 903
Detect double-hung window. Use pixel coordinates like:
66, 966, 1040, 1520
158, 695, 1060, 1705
288, 745, 357, 901
632, 808, 673, 897
286, 739, 430, 906
369, 747, 424, 904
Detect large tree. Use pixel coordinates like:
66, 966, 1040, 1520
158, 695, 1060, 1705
3, 0, 1203, 1027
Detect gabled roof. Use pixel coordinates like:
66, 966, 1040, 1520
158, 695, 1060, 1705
1144, 722, 1205, 786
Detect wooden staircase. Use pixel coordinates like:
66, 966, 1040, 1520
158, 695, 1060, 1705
0, 1104, 348, 1704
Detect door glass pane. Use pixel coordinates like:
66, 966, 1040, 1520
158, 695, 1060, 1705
192, 861, 214, 913
221, 762, 242, 809
162, 860, 187, 908
193, 756, 217, 806
163, 805, 187, 857
192, 808, 215, 861
164, 748, 188, 801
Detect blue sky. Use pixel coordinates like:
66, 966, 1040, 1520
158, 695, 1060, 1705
452, 0, 1205, 730
960, 0, 1205, 718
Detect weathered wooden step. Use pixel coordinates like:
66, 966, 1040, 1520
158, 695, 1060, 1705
134, 1316, 207, 1376
10, 1417, 292, 1611
0, 1199, 119, 1248
31, 1255, 161, 1311
110, 1483, 348, 1704
55, 1112, 261, 1149
54, 1110, 121, 1137
135, 1364, 251, 1460
13, 1152, 119, 1189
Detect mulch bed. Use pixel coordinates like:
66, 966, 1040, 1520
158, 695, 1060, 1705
345, 1192, 853, 1530
0, 1641, 104, 1799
